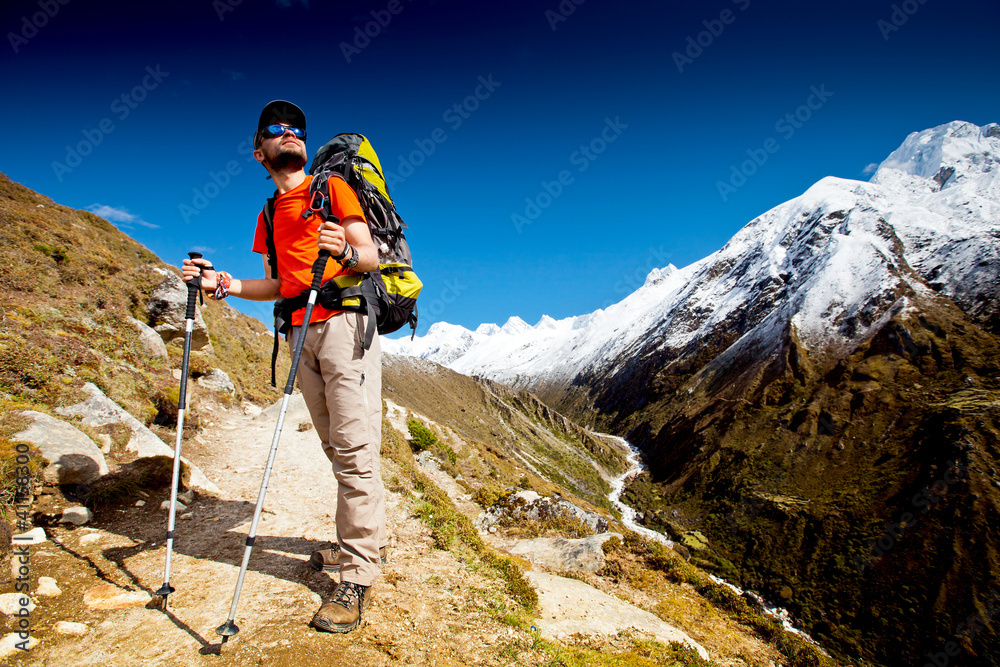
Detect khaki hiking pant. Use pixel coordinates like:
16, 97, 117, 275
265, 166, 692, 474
290, 311, 385, 587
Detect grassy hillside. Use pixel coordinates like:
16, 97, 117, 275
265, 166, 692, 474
0, 171, 288, 442
383, 353, 628, 514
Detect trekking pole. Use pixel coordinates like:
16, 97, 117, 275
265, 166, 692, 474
156, 252, 209, 610
216, 247, 332, 640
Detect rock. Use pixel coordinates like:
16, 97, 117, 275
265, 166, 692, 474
180, 512, 193, 520
60, 506, 93, 526
56, 383, 220, 496
54, 621, 88, 635
127, 316, 168, 361
177, 489, 195, 505
0, 633, 38, 657
135, 500, 146, 507
197, 369, 235, 394
528, 571, 709, 660
256, 392, 310, 425
13, 411, 109, 485
36, 577, 61, 597
12, 527, 46, 544
160, 501, 187, 512
476, 490, 609, 535
507, 534, 621, 573
79, 534, 103, 546
146, 268, 210, 350
0, 593, 35, 616
83, 584, 151, 610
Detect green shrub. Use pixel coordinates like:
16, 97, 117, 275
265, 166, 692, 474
407, 418, 437, 451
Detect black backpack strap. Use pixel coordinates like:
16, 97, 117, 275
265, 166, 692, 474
262, 189, 282, 386
262, 192, 279, 280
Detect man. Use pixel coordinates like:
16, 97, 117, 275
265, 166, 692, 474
182, 100, 386, 634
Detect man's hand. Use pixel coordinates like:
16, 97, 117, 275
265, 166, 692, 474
318, 219, 347, 257
182, 257, 217, 292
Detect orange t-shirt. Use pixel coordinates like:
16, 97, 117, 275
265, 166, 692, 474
252, 175, 365, 326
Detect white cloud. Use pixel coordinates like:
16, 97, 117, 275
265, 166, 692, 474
222, 68, 247, 81
190, 245, 215, 255
862, 162, 879, 176
87, 204, 160, 229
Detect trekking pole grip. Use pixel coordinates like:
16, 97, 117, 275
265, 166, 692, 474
185, 252, 204, 319
310, 250, 331, 292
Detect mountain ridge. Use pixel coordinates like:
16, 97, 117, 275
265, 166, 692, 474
385, 120, 1000, 666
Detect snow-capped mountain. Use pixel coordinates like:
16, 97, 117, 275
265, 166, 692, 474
385, 120, 1000, 388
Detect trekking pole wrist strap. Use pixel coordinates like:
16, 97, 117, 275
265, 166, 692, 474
209, 271, 233, 300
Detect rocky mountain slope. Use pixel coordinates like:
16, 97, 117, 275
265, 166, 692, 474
0, 173, 839, 665
385, 121, 1000, 666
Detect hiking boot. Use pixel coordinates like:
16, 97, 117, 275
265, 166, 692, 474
309, 545, 389, 573
310, 581, 373, 633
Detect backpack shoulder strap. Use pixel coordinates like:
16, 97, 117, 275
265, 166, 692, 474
262, 190, 279, 280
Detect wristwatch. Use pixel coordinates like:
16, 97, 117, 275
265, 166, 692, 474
342, 244, 360, 270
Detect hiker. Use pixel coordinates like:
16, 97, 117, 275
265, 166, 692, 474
181, 100, 386, 634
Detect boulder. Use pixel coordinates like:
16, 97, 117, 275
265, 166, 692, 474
54, 622, 87, 635
528, 571, 709, 660
0, 593, 34, 616
197, 369, 235, 394
82, 584, 150, 610
60, 506, 93, 526
37, 577, 61, 597
0, 633, 38, 658
12, 527, 46, 544
256, 392, 311, 426
507, 534, 620, 573
476, 490, 609, 535
127, 317, 168, 362
145, 268, 210, 350
13, 411, 109, 485
56, 383, 220, 496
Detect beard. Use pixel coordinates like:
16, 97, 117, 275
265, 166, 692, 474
264, 141, 307, 172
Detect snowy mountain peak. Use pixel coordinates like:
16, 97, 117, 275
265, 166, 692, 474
536, 315, 559, 330
501, 316, 530, 335
872, 120, 999, 191
475, 323, 501, 335
643, 263, 679, 288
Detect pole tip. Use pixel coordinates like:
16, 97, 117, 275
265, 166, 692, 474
154, 584, 176, 598
216, 621, 240, 637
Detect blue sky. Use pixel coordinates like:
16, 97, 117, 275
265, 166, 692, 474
2, 0, 998, 333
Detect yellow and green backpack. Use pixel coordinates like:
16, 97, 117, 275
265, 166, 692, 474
262, 133, 422, 385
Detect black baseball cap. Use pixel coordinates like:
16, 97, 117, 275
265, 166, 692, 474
255, 100, 306, 147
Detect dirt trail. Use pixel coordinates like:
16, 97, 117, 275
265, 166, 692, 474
6, 399, 541, 666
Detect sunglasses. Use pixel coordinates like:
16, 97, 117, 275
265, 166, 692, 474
260, 123, 306, 141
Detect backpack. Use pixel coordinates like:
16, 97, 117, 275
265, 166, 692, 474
262, 133, 422, 386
